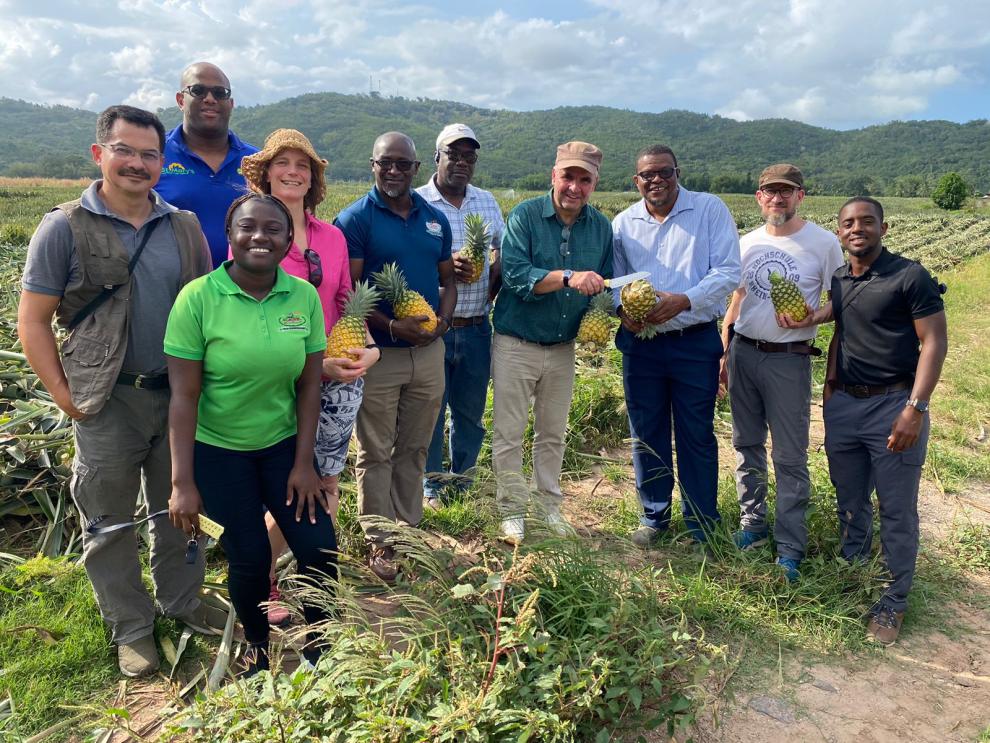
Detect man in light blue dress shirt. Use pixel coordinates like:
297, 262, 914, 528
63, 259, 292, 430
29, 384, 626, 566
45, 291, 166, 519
612, 145, 741, 545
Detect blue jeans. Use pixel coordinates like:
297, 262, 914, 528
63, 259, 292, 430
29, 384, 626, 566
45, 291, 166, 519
617, 323, 723, 540
424, 321, 492, 499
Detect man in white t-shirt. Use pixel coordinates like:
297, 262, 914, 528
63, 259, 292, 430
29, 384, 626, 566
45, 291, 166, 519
720, 163, 844, 580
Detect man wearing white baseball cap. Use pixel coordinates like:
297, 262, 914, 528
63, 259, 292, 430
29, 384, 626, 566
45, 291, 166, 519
417, 124, 505, 510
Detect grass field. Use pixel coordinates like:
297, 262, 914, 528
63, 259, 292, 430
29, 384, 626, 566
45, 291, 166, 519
1, 179, 989, 741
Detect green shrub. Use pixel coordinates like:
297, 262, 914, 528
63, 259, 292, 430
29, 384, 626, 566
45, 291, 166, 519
932, 172, 970, 210
0, 224, 31, 247
175, 527, 707, 742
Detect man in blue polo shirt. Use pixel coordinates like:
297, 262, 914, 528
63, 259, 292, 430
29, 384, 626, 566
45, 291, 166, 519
156, 62, 258, 267
335, 131, 456, 581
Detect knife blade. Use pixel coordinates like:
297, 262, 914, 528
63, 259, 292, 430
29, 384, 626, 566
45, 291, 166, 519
603, 271, 650, 289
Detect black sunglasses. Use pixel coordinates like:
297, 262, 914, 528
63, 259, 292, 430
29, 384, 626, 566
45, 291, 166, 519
370, 158, 419, 172
636, 167, 679, 182
304, 248, 323, 288
183, 84, 232, 100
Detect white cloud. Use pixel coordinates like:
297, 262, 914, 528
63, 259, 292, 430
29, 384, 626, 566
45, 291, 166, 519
0, 0, 986, 129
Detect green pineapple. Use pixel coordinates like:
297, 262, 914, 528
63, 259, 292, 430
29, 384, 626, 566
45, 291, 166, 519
769, 272, 808, 321
577, 292, 615, 349
460, 213, 490, 284
327, 281, 380, 360
372, 262, 438, 332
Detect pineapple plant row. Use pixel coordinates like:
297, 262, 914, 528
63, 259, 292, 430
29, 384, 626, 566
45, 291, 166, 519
371, 262, 438, 332
326, 281, 380, 360
768, 272, 808, 321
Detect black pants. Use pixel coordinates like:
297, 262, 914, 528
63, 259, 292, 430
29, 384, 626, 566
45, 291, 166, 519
194, 436, 337, 646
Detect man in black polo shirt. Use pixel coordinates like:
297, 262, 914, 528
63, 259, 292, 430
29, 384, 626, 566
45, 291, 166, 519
821, 196, 947, 646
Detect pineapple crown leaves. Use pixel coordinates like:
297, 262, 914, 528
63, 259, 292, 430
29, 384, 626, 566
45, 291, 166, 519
370, 262, 409, 302
342, 280, 382, 319
588, 291, 616, 315
462, 213, 492, 250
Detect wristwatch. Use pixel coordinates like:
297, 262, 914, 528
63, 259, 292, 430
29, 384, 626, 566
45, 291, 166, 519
905, 398, 930, 413
562, 269, 573, 288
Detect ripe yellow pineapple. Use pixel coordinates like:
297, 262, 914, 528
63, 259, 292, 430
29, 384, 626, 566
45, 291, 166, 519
460, 213, 490, 284
769, 272, 808, 321
327, 281, 380, 360
576, 292, 615, 349
620, 278, 661, 340
371, 262, 438, 332
619, 279, 658, 323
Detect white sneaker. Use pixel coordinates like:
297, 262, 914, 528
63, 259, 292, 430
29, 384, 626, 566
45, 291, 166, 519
546, 511, 575, 537
500, 517, 524, 545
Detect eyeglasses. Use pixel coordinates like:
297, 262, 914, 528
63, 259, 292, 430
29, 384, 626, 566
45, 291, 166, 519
182, 84, 232, 100
559, 225, 571, 258
304, 248, 323, 288
370, 158, 420, 172
760, 186, 799, 199
98, 142, 162, 164
636, 167, 679, 182
440, 148, 478, 164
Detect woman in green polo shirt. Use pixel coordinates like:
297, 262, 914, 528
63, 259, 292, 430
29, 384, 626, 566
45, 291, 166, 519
165, 193, 336, 675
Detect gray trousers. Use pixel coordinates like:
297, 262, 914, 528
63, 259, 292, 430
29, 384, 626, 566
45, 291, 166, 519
728, 339, 812, 559
71, 385, 204, 645
823, 389, 927, 613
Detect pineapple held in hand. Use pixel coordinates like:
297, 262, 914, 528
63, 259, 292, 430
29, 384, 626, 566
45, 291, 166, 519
620, 278, 661, 339
327, 281, 380, 360
372, 262, 438, 332
769, 272, 808, 321
459, 213, 490, 284
576, 292, 615, 349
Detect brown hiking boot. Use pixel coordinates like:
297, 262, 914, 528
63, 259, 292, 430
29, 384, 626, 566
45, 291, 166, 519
368, 545, 399, 583
866, 606, 905, 646
117, 635, 160, 678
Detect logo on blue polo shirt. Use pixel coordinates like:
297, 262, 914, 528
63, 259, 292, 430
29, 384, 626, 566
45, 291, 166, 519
425, 220, 443, 238
163, 162, 194, 175
278, 311, 309, 333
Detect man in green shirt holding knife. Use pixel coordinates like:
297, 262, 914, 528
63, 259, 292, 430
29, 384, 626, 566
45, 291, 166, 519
491, 141, 613, 544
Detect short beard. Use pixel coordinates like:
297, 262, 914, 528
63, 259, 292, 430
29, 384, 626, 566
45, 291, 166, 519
383, 186, 405, 199
765, 210, 795, 227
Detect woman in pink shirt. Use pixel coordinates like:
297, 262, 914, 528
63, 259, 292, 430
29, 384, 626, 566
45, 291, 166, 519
241, 130, 379, 624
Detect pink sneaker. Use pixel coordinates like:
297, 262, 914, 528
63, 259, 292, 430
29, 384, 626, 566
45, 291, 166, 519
267, 580, 291, 626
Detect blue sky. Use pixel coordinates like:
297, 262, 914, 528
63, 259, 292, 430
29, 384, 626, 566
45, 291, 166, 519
1, 0, 987, 130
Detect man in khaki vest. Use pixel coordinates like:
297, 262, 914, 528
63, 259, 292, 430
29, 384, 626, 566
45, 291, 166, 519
17, 105, 219, 677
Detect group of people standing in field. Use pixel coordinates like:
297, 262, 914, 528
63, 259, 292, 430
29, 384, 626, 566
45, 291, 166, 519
15, 61, 947, 679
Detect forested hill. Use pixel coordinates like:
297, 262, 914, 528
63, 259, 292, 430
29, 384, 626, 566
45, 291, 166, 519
2, 94, 989, 195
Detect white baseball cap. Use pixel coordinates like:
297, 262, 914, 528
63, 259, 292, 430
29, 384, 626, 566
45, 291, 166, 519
436, 123, 480, 150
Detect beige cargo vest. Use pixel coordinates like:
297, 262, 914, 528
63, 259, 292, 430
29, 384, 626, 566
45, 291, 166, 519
54, 200, 204, 414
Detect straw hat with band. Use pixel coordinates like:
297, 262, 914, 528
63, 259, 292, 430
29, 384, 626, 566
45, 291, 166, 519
241, 129, 328, 212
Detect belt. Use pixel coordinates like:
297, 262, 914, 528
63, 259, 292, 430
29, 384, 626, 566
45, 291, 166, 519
451, 315, 487, 328
116, 372, 169, 390
502, 332, 573, 347
652, 320, 717, 338
735, 333, 821, 356
838, 380, 912, 399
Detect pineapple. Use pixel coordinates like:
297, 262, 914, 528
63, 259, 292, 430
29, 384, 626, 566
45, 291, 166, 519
620, 279, 661, 340
768, 272, 808, 321
371, 262, 438, 332
327, 281, 381, 360
460, 213, 490, 284
577, 292, 615, 349
619, 279, 658, 323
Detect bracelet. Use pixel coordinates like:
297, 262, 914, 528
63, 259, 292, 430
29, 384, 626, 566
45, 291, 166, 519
388, 319, 396, 342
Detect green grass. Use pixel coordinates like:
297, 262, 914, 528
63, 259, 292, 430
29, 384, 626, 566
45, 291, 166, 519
0, 556, 116, 740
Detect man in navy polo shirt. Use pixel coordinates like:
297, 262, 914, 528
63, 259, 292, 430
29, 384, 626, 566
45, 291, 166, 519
335, 132, 456, 581
156, 62, 258, 267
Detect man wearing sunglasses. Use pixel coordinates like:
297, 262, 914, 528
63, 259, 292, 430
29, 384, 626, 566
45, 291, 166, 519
720, 164, 843, 581
612, 145, 740, 549
491, 141, 612, 544
416, 124, 505, 511
17, 105, 220, 678
335, 132, 456, 581
156, 62, 258, 268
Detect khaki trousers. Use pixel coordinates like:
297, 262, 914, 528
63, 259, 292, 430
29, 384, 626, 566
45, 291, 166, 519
71, 385, 204, 645
355, 340, 445, 544
491, 333, 575, 517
